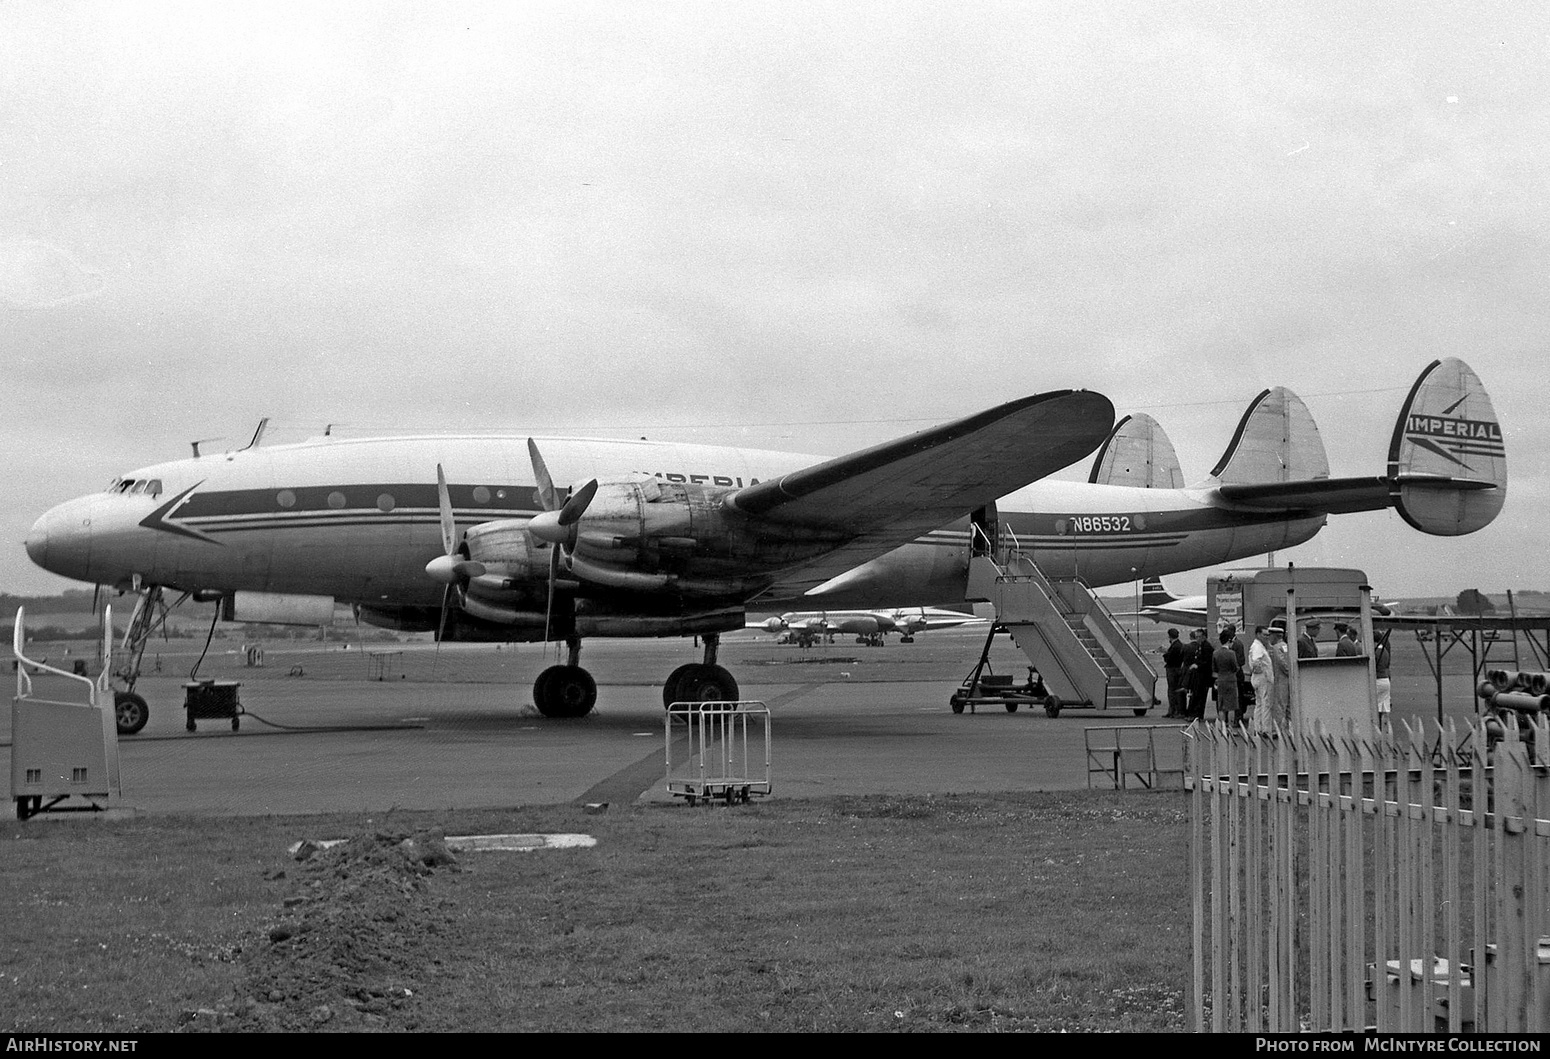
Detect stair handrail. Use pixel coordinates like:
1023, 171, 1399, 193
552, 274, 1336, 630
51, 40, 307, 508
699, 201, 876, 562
12, 605, 114, 706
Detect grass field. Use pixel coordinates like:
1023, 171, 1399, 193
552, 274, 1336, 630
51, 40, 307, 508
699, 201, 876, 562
1, 790, 1191, 1033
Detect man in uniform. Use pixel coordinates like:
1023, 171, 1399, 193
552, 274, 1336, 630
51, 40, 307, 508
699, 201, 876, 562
1162, 628, 1186, 717
1298, 620, 1321, 660
1269, 621, 1291, 728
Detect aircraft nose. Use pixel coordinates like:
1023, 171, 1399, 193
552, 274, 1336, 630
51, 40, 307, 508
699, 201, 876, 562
25, 512, 49, 568
24, 498, 94, 580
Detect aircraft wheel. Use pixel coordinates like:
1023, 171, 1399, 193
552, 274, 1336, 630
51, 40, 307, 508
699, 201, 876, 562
1133, 708, 1148, 718
114, 691, 149, 736
663, 664, 700, 709
683, 664, 738, 706
950, 695, 965, 714
1043, 695, 1062, 719
901, 636, 914, 644
1005, 700, 1019, 713
535, 665, 596, 718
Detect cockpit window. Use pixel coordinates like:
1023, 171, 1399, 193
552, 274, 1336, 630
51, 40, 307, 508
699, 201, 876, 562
107, 478, 163, 497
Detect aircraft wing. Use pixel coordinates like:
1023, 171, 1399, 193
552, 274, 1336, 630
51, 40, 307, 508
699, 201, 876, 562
729, 390, 1114, 597
731, 390, 1113, 534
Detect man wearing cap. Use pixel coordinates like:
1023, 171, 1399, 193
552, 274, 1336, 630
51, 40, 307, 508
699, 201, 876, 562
1162, 628, 1186, 717
1298, 620, 1321, 660
1269, 623, 1291, 727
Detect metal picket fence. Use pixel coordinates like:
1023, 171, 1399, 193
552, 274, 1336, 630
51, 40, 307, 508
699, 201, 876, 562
1186, 716, 1550, 1033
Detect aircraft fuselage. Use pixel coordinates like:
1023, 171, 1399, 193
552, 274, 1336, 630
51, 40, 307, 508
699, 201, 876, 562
27, 433, 1325, 619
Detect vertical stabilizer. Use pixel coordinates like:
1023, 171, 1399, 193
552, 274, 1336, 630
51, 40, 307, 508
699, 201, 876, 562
1140, 576, 1176, 608
1388, 357, 1506, 535
1207, 388, 1329, 486
1088, 413, 1186, 488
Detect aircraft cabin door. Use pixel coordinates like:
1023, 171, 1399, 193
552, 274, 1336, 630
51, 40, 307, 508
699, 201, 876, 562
970, 504, 998, 559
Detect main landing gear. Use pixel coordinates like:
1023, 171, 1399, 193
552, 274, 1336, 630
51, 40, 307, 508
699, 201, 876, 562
663, 633, 739, 709
532, 636, 598, 719
531, 633, 741, 718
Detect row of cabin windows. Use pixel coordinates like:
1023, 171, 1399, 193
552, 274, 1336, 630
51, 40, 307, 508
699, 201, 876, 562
107, 478, 163, 497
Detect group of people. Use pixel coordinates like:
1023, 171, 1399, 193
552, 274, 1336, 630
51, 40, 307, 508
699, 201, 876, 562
1161, 618, 1389, 731
1162, 623, 1289, 730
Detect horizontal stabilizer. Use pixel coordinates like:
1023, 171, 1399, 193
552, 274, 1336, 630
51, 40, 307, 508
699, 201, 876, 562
1088, 413, 1185, 488
1387, 357, 1506, 535
1216, 475, 1389, 514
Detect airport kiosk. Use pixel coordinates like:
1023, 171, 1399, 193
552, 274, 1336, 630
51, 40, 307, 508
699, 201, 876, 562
1207, 568, 1379, 732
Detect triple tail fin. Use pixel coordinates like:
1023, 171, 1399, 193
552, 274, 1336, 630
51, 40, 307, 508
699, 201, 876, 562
1211, 357, 1507, 536
1088, 414, 1186, 488
1386, 358, 1506, 535
1205, 387, 1329, 487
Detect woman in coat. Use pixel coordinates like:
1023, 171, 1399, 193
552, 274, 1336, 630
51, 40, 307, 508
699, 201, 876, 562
1212, 627, 1241, 724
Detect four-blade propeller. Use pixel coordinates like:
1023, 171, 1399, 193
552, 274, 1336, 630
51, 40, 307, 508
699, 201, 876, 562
526, 439, 598, 647
420, 450, 599, 647
424, 463, 486, 646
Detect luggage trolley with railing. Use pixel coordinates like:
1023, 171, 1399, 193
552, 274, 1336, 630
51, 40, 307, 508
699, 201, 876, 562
664, 700, 771, 805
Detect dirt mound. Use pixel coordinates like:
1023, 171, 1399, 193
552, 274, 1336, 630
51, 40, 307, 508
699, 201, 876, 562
183, 830, 462, 1032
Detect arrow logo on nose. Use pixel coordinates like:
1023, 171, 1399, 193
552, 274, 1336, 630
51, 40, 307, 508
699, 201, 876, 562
138, 481, 222, 544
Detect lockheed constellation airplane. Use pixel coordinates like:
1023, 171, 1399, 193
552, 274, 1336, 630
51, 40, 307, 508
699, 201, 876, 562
24, 358, 1504, 733
751, 606, 986, 647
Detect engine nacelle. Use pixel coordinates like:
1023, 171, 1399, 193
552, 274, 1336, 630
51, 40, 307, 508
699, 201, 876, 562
461, 518, 549, 583
562, 477, 841, 596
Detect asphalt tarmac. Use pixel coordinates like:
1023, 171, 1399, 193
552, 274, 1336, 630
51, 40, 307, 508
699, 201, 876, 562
4, 623, 1504, 818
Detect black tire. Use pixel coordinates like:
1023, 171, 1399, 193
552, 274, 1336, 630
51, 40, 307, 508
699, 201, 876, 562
1044, 695, 1062, 719
535, 665, 597, 718
681, 664, 739, 706
114, 691, 150, 736
1005, 700, 1019, 713
1133, 708, 1148, 718
232, 716, 241, 730
533, 666, 558, 711
663, 663, 700, 710
950, 695, 965, 714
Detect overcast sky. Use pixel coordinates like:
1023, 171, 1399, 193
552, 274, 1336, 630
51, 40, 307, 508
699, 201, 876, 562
2, 1, 1546, 599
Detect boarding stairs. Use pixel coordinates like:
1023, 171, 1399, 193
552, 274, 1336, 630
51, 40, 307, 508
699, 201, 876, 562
966, 552, 1158, 715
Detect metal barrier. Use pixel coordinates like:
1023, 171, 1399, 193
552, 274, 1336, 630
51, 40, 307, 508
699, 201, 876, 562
664, 701, 771, 805
1084, 724, 1188, 789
